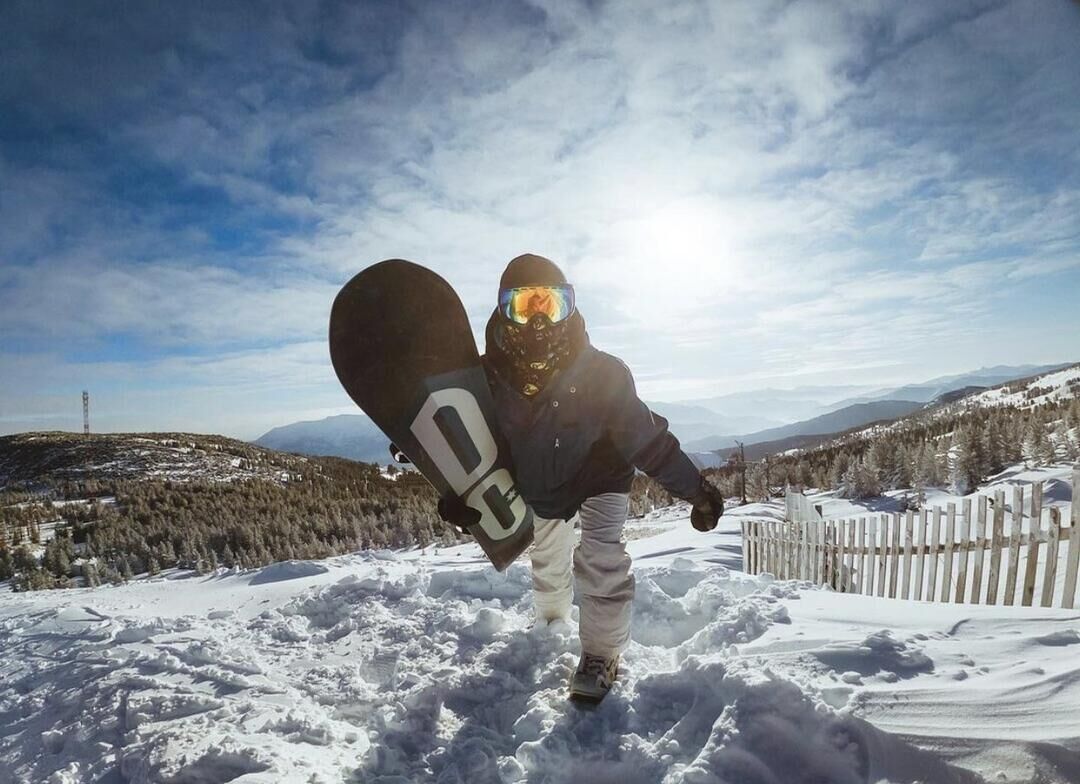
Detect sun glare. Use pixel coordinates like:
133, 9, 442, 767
584, 198, 744, 330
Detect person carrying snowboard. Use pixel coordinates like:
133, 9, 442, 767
425, 254, 725, 702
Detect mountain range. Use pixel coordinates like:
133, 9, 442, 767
255, 363, 1071, 464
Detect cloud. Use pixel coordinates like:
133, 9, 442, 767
1, 0, 1079, 435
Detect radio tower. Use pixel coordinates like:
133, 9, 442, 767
83, 391, 90, 436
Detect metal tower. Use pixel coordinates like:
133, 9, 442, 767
83, 390, 90, 435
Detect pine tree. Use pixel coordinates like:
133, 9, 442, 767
839, 458, 880, 500
830, 453, 850, 490
1024, 417, 1053, 466
983, 416, 1008, 475
951, 425, 984, 495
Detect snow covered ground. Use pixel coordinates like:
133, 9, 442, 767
1, 504, 1079, 783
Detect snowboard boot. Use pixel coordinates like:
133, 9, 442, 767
569, 652, 619, 704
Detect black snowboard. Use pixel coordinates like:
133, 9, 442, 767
329, 259, 534, 570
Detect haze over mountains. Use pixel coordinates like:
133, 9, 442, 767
256, 364, 1068, 464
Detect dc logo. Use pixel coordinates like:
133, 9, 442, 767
410, 388, 530, 542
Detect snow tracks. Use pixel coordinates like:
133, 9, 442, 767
0, 552, 1067, 782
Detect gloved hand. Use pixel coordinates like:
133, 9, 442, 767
437, 494, 481, 535
388, 442, 411, 464
690, 478, 724, 532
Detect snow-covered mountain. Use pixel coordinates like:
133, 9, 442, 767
254, 414, 389, 464
962, 363, 1080, 409
2, 498, 1077, 782
851, 363, 1073, 406
773, 362, 1080, 462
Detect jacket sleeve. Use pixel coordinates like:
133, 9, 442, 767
601, 357, 702, 501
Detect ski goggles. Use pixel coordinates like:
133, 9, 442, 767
498, 285, 576, 325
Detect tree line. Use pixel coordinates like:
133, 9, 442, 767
703, 396, 1080, 505
1, 454, 675, 591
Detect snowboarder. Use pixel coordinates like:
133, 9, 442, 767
418, 254, 725, 702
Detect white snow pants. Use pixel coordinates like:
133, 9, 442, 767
530, 492, 632, 658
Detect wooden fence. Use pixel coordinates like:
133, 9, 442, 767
741, 466, 1080, 609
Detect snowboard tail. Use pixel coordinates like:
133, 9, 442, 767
329, 259, 534, 570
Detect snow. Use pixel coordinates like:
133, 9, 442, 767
2, 505, 1079, 783
968, 365, 1080, 409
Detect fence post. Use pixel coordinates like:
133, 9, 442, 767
743, 522, 751, 578
887, 512, 899, 598
1022, 495, 1042, 607
795, 519, 804, 580
971, 494, 988, 604
1063, 466, 1079, 609
940, 503, 956, 603
914, 508, 928, 601
876, 514, 888, 597
901, 510, 914, 600
956, 498, 972, 604
770, 520, 779, 576
826, 520, 835, 588
867, 515, 878, 596
1041, 509, 1060, 607
836, 519, 847, 591
927, 506, 942, 601
780, 520, 789, 580
856, 516, 867, 594
987, 490, 1006, 605
845, 519, 857, 593
819, 519, 828, 585
1004, 484, 1028, 606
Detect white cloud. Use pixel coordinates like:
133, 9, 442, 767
2, 0, 1079, 434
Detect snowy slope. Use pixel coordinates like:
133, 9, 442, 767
966, 364, 1080, 409
2, 506, 1079, 783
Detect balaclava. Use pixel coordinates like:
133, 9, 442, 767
487, 253, 587, 397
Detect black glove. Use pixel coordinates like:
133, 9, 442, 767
437, 494, 481, 535
388, 442, 411, 464
690, 478, 724, 532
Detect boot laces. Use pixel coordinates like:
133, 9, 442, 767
581, 653, 614, 681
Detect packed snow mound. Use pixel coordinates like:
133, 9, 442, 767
1, 506, 1079, 782
248, 559, 330, 584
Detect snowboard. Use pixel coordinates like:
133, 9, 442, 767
329, 259, 535, 571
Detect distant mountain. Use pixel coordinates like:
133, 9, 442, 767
645, 401, 782, 444
685, 400, 924, 453
255, 414, 388, 464
677, 385, 874, 428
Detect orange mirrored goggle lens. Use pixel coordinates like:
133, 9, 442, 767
498, 285, 575, 325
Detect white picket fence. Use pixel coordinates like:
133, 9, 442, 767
741, 466, 1080, 609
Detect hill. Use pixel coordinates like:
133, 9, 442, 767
0, 431, 314, 490
0, 431, 443, 591
254, 414, 389, 464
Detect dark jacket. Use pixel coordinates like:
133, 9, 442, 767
482, 343, 702, 521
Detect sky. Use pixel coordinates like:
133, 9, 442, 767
2, 0, 1079, 440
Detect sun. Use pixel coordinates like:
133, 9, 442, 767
582, 197, 743, 330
